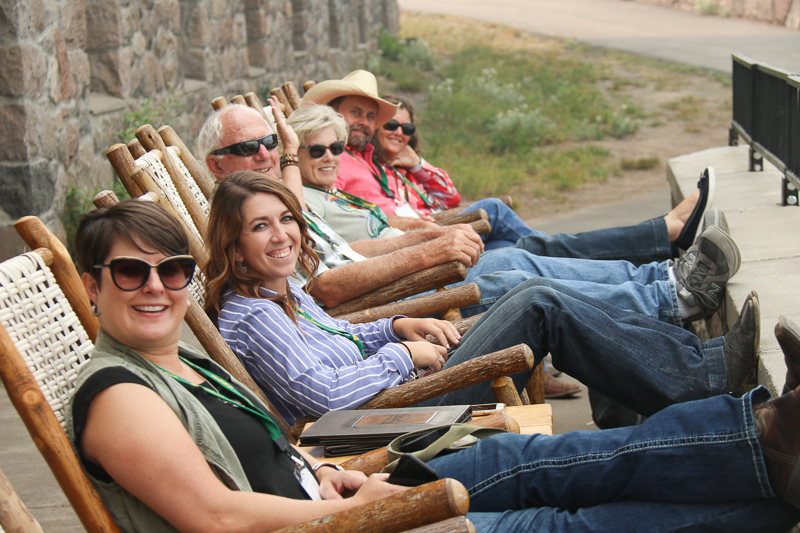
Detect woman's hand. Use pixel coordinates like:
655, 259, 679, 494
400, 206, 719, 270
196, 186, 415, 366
402, 341, 448, 371
269, 95, 300, 154
316, 467, 369, 500
390, 146, 422, 169
393, 317, 461, 349
349, 474, 409, 505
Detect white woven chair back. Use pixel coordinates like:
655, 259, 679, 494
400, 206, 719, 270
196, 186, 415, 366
165, 145, 211, 218
0, 252, 94, 429
134, 151, 208, 306
135, 151, 203, 241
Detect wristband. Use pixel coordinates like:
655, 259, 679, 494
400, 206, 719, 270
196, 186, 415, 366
397, 342, 413, 361
280, 153, 299, 170
312, 462, 344, 472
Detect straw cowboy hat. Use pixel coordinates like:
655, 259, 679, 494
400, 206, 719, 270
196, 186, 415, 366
301, 70, 399, 126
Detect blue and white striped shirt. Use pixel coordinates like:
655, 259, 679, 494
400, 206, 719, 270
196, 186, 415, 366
218, 281, 413, 425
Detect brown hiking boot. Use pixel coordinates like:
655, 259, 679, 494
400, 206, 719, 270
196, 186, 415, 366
753, 386, 800, 508
774, 316, 800, 394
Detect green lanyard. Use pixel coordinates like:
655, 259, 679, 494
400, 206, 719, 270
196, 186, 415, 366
155, 357, 287, 448
390, 165, 437, 209
296, 307, 366, 358
343, 148, 394, 199
306, 185, 389, 226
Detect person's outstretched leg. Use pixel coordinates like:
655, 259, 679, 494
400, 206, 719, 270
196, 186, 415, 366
462, 198, 538, 250
430, 387, 798, 532
467, 499, 800, 533
516, 218, 672, 266
433, 278, 739, 412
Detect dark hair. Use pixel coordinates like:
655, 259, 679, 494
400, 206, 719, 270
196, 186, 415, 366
75, 200, 190, 286
203, 171, 319, 321
376, 94, 421, 155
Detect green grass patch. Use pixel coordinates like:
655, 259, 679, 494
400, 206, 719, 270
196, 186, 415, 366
621, 156, 660, 170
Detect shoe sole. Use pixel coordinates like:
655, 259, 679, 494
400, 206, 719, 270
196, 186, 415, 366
702, 225, 742, 279
702, 209, 729, 236
738, 290, 761, 393
675, 167, 717, 250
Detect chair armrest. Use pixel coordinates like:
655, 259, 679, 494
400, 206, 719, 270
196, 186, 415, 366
358, 344, 535, 410
435, 209, 488, 227
470, 219, 491, 236
336, 284, 480, 324
404, 517, 476, 533
273, 479, 469, 533
325, 261, 468, 317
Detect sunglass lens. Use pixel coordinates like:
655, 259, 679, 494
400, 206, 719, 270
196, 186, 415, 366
383, 120, 400, 131
308, 145, 326, 158
401, 123, 416, 135
111, 259, 151, 291
237, 140, 261, 157
263, 134, 279, 150
330, 141, 345, 155
158, 258, 196, 290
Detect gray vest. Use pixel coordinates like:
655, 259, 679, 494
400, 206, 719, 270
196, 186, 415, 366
65, 329, 255, 533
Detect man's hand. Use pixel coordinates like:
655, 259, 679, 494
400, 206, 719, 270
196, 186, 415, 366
269, 95, 300, 154
393, 318, 461, 349
422, 226, 484, 268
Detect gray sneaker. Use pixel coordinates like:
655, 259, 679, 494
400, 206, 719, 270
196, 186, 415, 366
673, 225, 741, 321
702, 208, 729, 235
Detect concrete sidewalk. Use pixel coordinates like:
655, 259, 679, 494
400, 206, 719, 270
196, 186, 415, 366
399, 0, 800, 72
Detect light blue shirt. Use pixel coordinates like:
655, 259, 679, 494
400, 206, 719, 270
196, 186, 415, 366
218, 281, 413, 424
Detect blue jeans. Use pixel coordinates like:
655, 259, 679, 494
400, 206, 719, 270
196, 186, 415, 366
454, 248, 681, 326
464, 198, 673, 266
427, 387, 800, 532
425, 278, 725, 414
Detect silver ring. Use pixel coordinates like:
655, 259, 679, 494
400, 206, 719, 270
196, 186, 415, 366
438, 357, 445, 365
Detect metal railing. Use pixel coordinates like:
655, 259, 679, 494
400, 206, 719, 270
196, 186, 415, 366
730, 53, 800, 206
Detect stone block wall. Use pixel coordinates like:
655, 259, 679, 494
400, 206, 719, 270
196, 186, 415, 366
633, 0, 800, 30
0, 0, 398, 260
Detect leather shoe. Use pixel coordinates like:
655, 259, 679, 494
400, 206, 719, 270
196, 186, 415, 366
722, 291, 760, 394
753, 385, 800, 508
544, 372, 582, 399
774, 316, 800, 394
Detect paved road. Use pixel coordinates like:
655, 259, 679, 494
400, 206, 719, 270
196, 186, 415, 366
399, 0, 800, 73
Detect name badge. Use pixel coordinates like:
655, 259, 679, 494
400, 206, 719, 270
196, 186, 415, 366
290, 454, 321, 500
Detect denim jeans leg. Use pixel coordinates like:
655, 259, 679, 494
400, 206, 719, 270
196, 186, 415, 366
515, 217, 672, 266
458, 249, 681, 325
462, 198, 537, 250
427, 278, 725, 413
428, 387, 797, 532
466, 499, 800, 532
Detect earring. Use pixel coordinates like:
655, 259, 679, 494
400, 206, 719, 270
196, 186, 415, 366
91, 302, 100, 317
237, 261, 248, 274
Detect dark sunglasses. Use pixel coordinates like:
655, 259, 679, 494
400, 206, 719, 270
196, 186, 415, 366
210, 134, 279, 157
94, 256, 196, 292
299, 141, 346, 159
382, 119, 416, 136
